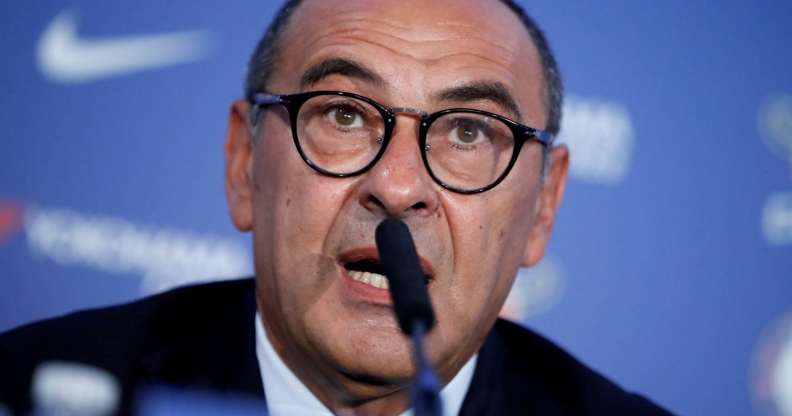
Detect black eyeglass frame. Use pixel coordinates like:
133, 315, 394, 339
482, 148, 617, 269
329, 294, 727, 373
247, 90, 555, 194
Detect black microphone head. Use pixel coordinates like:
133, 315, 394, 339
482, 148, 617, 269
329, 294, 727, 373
375, 218, 435, 335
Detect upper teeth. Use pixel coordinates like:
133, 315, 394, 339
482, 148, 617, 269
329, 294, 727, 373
348, 270, 390, 290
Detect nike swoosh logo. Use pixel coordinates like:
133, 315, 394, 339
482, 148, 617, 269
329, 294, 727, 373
36, 9, 212, 83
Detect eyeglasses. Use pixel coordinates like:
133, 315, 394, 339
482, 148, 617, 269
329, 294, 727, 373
247, 90, 554, 194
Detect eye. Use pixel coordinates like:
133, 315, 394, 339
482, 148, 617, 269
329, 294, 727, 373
455, 122, 481, 144
448, 119, 490, 147
326, 105, 364, 128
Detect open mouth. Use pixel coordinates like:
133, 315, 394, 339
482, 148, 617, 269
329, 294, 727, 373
342, 255, 432, 290
344, 259, 390, 290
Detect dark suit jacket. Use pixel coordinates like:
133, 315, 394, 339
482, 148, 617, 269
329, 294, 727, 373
0, 278, 671, 415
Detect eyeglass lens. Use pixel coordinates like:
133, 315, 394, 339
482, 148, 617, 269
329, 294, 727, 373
425, 112, 515, 191
297, 95, 385, 175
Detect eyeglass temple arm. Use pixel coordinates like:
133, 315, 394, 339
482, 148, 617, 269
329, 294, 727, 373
249, 93, 284, 106
248, 93, 286, 125
530, 129, 555, 146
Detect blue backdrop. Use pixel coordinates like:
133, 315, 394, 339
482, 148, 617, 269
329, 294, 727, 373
2, 2, 791, 415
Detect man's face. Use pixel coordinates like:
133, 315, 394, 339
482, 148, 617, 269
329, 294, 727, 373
226, 0, 567, 403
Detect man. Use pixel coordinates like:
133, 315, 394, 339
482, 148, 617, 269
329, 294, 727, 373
1, 0, 671, 414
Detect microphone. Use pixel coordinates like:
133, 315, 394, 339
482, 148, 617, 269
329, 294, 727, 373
375, 218, 442, 416
375, 218, 435, 335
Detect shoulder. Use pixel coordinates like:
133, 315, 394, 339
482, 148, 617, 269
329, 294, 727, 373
462, 319, 673, 415
0, 278, 256, 414
0, 277, 255, 354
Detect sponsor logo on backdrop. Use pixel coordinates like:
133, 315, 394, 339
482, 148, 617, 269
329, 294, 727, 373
557, 96, 635, 185
37, 8, 212, 83
752, 311, 792, 416
759, 93, 792, 246
16, 204, 251, 294
500, 258, 565, 320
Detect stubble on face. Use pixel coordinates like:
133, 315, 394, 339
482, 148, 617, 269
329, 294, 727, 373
242, 0, 554, 412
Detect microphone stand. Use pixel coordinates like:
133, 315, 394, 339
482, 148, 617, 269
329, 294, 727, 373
410, 321, 442, 416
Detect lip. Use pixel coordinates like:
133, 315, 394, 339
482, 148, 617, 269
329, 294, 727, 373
337, 247, 436, 305
337, 247, 436, 279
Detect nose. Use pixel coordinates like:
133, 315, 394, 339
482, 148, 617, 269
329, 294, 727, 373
357, 117, 439, 219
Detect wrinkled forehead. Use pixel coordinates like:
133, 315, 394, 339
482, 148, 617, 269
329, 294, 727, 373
271, 0, 545, 123
289, 0, 526, 44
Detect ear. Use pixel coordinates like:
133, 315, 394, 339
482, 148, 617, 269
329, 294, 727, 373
522, 144, 569, 267
225, 99, 255, 231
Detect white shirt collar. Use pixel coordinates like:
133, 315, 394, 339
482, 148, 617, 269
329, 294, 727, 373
255, 312, 477, 416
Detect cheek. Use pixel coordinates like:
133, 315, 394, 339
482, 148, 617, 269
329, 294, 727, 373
254, 136, 368, 267
443, 185, 537, 302
257, 162, 349, 256
252, 142, 356, 309
448, 191, 532, 258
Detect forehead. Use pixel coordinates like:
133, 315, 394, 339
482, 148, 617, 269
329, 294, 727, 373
273, 0, 546, 125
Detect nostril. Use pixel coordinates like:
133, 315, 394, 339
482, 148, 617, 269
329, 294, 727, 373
367, 195, 386, 211
363, 194, 431, 217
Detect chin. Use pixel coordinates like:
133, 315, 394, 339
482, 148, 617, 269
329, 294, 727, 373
322, 324, 417, 386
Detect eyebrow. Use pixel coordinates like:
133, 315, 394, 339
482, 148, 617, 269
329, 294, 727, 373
434, 81, 523, 120
300, 57, 385, 89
